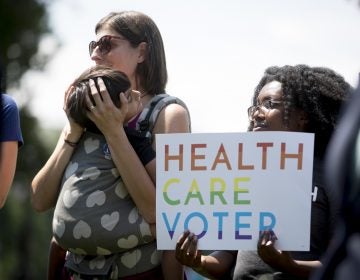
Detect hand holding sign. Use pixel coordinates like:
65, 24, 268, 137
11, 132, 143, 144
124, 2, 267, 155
175, 230, 202, 268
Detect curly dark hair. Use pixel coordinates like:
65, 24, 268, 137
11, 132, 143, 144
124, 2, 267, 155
249, 64, 351, 159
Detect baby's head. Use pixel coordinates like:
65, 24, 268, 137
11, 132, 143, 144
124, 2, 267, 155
66, 65, 135, 128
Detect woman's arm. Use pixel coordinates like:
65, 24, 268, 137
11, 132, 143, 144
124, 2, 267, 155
31, 85, 84, 212
31, 123, 83, 212
151, 102, 191, 147
0, 141, 18, 208
144, 98, 190, 221
104, 127, 157, 223
144, 159, 156, 185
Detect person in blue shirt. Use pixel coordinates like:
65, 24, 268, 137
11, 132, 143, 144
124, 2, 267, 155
0, 93, 23, 208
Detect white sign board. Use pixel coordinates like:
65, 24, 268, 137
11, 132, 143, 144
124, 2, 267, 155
156, 132, 314, 250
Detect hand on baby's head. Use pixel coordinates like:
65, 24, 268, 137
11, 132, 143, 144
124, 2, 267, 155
66, 66, 131, 128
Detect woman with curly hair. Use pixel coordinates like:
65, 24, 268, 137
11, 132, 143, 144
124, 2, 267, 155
175, 65, 351, 280
248, 65, 350, 159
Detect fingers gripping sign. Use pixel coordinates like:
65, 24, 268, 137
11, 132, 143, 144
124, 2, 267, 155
175, 230, 202, 269
257, 230, 278, 259
257, 230, 294, 271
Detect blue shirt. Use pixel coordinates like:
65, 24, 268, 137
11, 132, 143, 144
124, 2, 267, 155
0, 93, 24, 146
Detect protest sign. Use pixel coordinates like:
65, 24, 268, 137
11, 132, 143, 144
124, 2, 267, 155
156, 132, 314, 250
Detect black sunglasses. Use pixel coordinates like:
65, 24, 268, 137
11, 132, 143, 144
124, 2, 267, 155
88, 35, 126, 56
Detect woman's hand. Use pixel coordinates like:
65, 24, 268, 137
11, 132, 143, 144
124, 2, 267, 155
258, 230, 321, 277
175, 230, 202, 269
85, 77, 128, 135
175, 230, 236, 279
257, 230, 295, 271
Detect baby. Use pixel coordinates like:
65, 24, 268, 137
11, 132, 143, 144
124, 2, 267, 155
50, 65, 169, 279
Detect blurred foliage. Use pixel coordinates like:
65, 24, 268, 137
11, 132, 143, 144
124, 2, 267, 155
0, 0, 53, 89
0, 0, 60, 279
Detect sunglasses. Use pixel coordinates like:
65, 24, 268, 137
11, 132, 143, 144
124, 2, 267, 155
88, 35, 126, 56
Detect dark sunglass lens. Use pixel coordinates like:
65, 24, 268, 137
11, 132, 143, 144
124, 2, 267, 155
89, 41, 96, 55
98, 36, 112, 55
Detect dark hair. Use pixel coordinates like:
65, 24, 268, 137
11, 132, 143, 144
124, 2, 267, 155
95, 11, 167, 96
66, 65, 130, 128
249, 64, 351, 158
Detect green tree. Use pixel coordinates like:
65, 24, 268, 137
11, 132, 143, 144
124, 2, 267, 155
0, 0, 59, 279
0, 0, 52, 88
